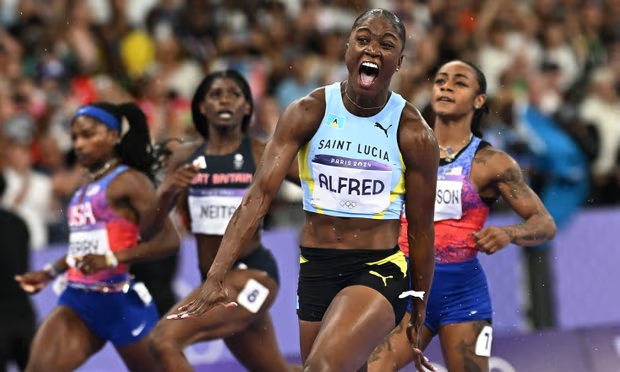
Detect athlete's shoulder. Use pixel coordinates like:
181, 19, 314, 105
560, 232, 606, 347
288, 86, 326, 114
278, 87, 326, 142
398, 103, 436, 145
400, 102, 430, 128
113, 167, 153, 187
106, 166, 156, 202
473, 146, 521, 179
474, 145, 512, 166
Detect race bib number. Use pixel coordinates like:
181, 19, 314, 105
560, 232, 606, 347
237, 278, 270, 314
188, 189, 244, 235
66, 227, 111, 267
434, 176, 463, 222
310, 155, 392, 215
475, 325, 493, 357
132, 282, 153, 306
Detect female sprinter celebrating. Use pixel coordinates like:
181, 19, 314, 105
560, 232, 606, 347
168, 9, 438, 372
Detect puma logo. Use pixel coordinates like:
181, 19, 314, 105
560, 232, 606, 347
369, 270, 393, 287
374, 122, 392, 137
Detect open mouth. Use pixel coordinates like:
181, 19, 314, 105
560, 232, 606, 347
359, 61, 379, 88
217, 110, 234, 120
436, 96, 454, 103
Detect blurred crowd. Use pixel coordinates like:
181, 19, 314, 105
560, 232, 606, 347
0, 0, 619, 251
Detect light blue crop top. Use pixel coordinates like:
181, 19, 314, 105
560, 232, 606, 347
298, 82, 407, 219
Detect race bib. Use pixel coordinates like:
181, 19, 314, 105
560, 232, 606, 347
66, 226, 111, 267
475, 325, 493, 357
310, 155, 392, 215
237, 278, 270, 314
188, 188, 244, 235
434, 175, 463, 222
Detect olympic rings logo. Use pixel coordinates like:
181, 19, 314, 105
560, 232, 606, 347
340, 200, 357, 209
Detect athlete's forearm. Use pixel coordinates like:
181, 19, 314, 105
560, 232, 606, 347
502, 212, 556, 247
206, 188, 274, 283
407, 224, 435, 324
140, 187, 180, 241
115, 220, 180, 264
39, 255, 69, 279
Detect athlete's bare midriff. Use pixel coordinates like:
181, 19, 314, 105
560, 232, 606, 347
299, 211, 400, 250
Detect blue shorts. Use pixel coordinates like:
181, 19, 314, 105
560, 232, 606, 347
405, 257, 493, 334
58, 282, 159, 346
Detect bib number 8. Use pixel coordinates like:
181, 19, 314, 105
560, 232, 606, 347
237, 279, 270, 314
247, 289, 259, 303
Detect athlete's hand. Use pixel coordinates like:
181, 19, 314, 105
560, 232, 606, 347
406, 321, 437, 372
77, 254, 110, 275
162, 164, 199, 194
15, 271, 53, 294
166, 276, 237, 319
471, 226, 511, 255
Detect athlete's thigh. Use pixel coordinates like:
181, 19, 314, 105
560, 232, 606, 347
437, 320, 492, 372
367, 312, 435, 372
305, 285, 396, 372
299, 320, 322, 365
224, 312, 292, 372
152, 268, 279, 347
26, 306, 105, 372
116, 337, 162, 372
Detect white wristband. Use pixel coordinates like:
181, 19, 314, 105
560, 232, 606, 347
399, 290, 426, 300
105, 251, 119, 268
